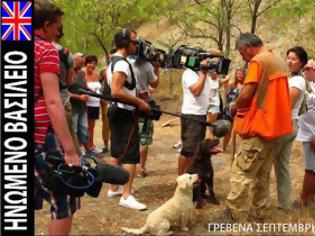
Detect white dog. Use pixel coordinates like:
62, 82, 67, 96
121, 173, 198, 235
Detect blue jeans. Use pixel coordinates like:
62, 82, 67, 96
72, 106, 88, 144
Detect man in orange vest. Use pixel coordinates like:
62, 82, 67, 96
223, 33, 293, 222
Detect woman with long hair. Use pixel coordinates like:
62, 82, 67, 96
222, 67, 245, 151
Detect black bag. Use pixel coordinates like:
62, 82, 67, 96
102, 56, 136, 98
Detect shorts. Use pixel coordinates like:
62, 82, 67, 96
108, 107, 140, 164
304, 142, 315, 172
180, 114, 206, 157
34, 144, 80, 220
138, 118, 154, 146
72, 107, 88, 144
87, 106, 100, 119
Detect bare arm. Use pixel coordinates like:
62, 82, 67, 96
188, 72, 207, 97
235, 83, 257, 109
290, 87, 302, 109
150, 77, 159, 89
65, 67, 74, 87
41, 72, 80, 166
219, 76, 230, 86
150, 63, 160, 89
111, 72, 149, 111
69, 93, 88, 102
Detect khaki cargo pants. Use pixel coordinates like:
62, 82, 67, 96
226, 136, 279, 222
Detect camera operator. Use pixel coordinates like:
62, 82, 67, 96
178, 59, 211, 175
129, 53, 160, 178
106, 29, 150, 210
34, 0, 81, 235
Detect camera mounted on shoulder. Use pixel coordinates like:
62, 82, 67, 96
166, 45, 231, 74
136, 38, 167, 67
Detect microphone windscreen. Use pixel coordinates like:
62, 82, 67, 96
212, 119, 231, 138
94, 163, 130, 185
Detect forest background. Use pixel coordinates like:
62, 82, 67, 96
55, 0, 315, 69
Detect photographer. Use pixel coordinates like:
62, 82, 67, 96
106, 29, 149, 210
129, 54, 160, 178
178, 59, 211, 175
34, 0, 81, 235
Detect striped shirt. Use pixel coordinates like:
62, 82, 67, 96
34, 37, 60, 144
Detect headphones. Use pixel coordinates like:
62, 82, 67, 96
121, 28, 130, 48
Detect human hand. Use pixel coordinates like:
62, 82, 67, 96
81, 94, 88, 102
154, 58, 161, 68
137, 99, 150, 112
64, 151, 81, 167
200, 59, 209, 74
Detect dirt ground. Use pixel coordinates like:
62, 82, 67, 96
35, 83, 315, 235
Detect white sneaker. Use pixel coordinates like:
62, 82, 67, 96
119, 195, 147, 210
92, 146, 103, 154
107, 186, 123, 198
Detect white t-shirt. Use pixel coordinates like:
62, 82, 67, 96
181, 69, 210, 115
296, 82, 315, 142
289, 75, 306, 120
107, 53, 136, 110
208, 78, 220, 113
86, 81, 101, 107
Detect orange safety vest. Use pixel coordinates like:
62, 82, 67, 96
233, 51, 293, 140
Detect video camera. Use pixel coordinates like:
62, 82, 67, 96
137, 39, 167, 67
35, 151, 129, 198
166, 45, 231, 74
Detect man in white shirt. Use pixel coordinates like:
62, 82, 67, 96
178, 62, 210, 175
106, 29, 150, 211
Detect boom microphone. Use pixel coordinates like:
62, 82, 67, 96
94, 162, 130, 185
69, 84, 231, 136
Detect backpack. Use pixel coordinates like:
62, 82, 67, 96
57, 47, 71, 90
103, 56, 136, 99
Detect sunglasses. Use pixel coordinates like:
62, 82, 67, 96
303, 67, 315, 72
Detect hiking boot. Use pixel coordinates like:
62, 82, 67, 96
119, 195, 147, 211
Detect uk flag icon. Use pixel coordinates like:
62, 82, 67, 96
1, 1, 32, 41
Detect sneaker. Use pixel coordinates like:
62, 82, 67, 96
92, 146, 103, 154
119, 195, 147, 210
107, 186, 123, 198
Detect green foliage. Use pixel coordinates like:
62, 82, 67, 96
53, 0, 315, 63
54, 0, 175, 59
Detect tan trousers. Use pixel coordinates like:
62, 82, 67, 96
226, 136, 279, 222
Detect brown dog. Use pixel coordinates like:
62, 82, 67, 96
186, 138, 219, 208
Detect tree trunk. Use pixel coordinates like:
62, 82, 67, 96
250, 0, 261, 34
91, 32, 109, 59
